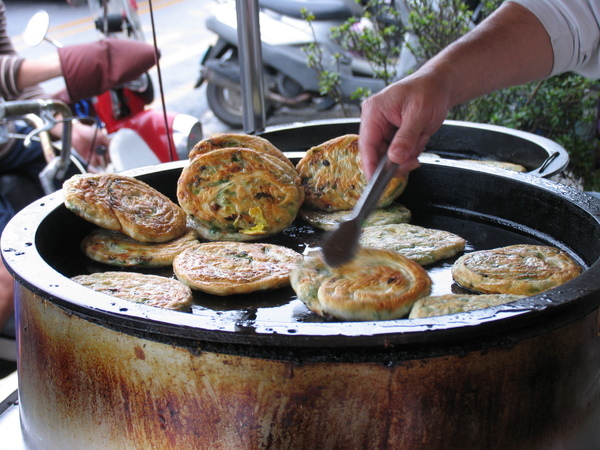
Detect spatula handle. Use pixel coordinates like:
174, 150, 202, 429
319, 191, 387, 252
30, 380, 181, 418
321, 154, 399, 267
351, 154, 398, 223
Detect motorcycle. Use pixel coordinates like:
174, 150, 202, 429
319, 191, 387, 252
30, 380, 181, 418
86, 0, 146, 42
196, 0, 382, 128
28, 4, 203, 173
0, 98, 79, 364
196, 0, 481, 129
0, 3, 204, 357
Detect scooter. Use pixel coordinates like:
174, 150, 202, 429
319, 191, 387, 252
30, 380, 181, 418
27, 7, 203, 173
0, 100, 76, 204
0, 98, 80, 363
86, 0, 146, 42
196, 0, 481, 129
196, 0, 387, 128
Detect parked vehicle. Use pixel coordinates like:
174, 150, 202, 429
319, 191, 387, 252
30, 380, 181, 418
1, 2, 204, 361
196, 0, 374, 128
86, 0, 146, 42
196, 0, 481, 129
0, 98, 79, 364
28, 4, 203, 172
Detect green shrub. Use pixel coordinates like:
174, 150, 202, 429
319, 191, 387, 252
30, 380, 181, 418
454, 75, 600, 190
304, 0, 600, 189
405, 0, 600, 190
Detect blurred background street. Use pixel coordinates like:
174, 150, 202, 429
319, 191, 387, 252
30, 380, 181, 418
3, 0, 353, 139
5, 0, 230, 137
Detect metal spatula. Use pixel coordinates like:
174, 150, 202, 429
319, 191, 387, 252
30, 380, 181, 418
321, 154, 398, 267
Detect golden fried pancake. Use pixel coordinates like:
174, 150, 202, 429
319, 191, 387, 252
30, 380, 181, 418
177, 148, 302, 241
300, 202, 412, 231
173, 242, 302, 295
290, 248, 432, 321
71, 272, 193, 311
409, 293, 526, 318
63, 173, 187, 243
296, 134, 407, 211
189, 132, 295, 170
81, 228, 199, 268
451, 244, 582, 295
359, 223, 466, 265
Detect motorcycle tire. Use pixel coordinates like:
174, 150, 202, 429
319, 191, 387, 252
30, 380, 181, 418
138, 74, 155, 105
206, 81, 275, 129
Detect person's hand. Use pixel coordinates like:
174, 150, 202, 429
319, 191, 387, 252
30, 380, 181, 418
70, 121, 111, 171
0, 259, 14, 332
51, 119, 111, 171
358, 67, 452, 179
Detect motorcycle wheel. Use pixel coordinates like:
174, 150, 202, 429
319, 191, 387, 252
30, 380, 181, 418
206, 82, 275, 129
138, 74, 155, 105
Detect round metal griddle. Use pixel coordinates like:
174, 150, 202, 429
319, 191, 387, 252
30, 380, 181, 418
3, 156, 599, 355
259, 118, 570, 177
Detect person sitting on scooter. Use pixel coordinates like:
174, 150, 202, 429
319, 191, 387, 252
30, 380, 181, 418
0, 0, 111, 335
358, 0, 599, 178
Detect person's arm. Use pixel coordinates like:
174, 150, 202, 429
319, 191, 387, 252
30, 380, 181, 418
16, 57, 62, 91
358, 1, 553, 178
0, 0, 62, 98
0, 54, 110, 168
0, 54, 62, 100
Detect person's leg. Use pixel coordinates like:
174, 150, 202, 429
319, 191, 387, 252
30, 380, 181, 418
0, 126, 46, 331
0, 259, 13, 332
0, 126, 47, 180
0, 196, 16, 332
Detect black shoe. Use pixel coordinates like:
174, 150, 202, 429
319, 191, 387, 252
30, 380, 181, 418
0, 315, 16, 371
0, 315, 14, 340
0, 357, 17, 378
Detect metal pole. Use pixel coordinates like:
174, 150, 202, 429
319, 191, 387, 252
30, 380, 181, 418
235, 0, 266, 134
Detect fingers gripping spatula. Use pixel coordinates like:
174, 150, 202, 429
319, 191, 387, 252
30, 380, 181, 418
321, 154, 399, 267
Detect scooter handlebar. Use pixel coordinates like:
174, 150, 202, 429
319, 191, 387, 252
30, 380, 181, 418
0, 100, 45, 118
0, 99, 73, 192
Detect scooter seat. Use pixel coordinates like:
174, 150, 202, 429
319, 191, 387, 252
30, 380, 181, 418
259, 0, 358, 21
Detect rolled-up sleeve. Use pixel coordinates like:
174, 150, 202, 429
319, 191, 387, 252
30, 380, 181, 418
0, 55, 25, 99
508, 0, 600, 79
0, 56, 46, 101
0, 1, 46, 100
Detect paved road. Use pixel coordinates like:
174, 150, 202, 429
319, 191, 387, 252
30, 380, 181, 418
3, 0, 354, 139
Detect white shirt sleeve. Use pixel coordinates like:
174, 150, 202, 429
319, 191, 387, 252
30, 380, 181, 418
507, 0, 600, 78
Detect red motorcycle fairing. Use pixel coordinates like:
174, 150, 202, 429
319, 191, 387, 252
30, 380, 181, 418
108, 109, 179, 163
94, 88, 148, 132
